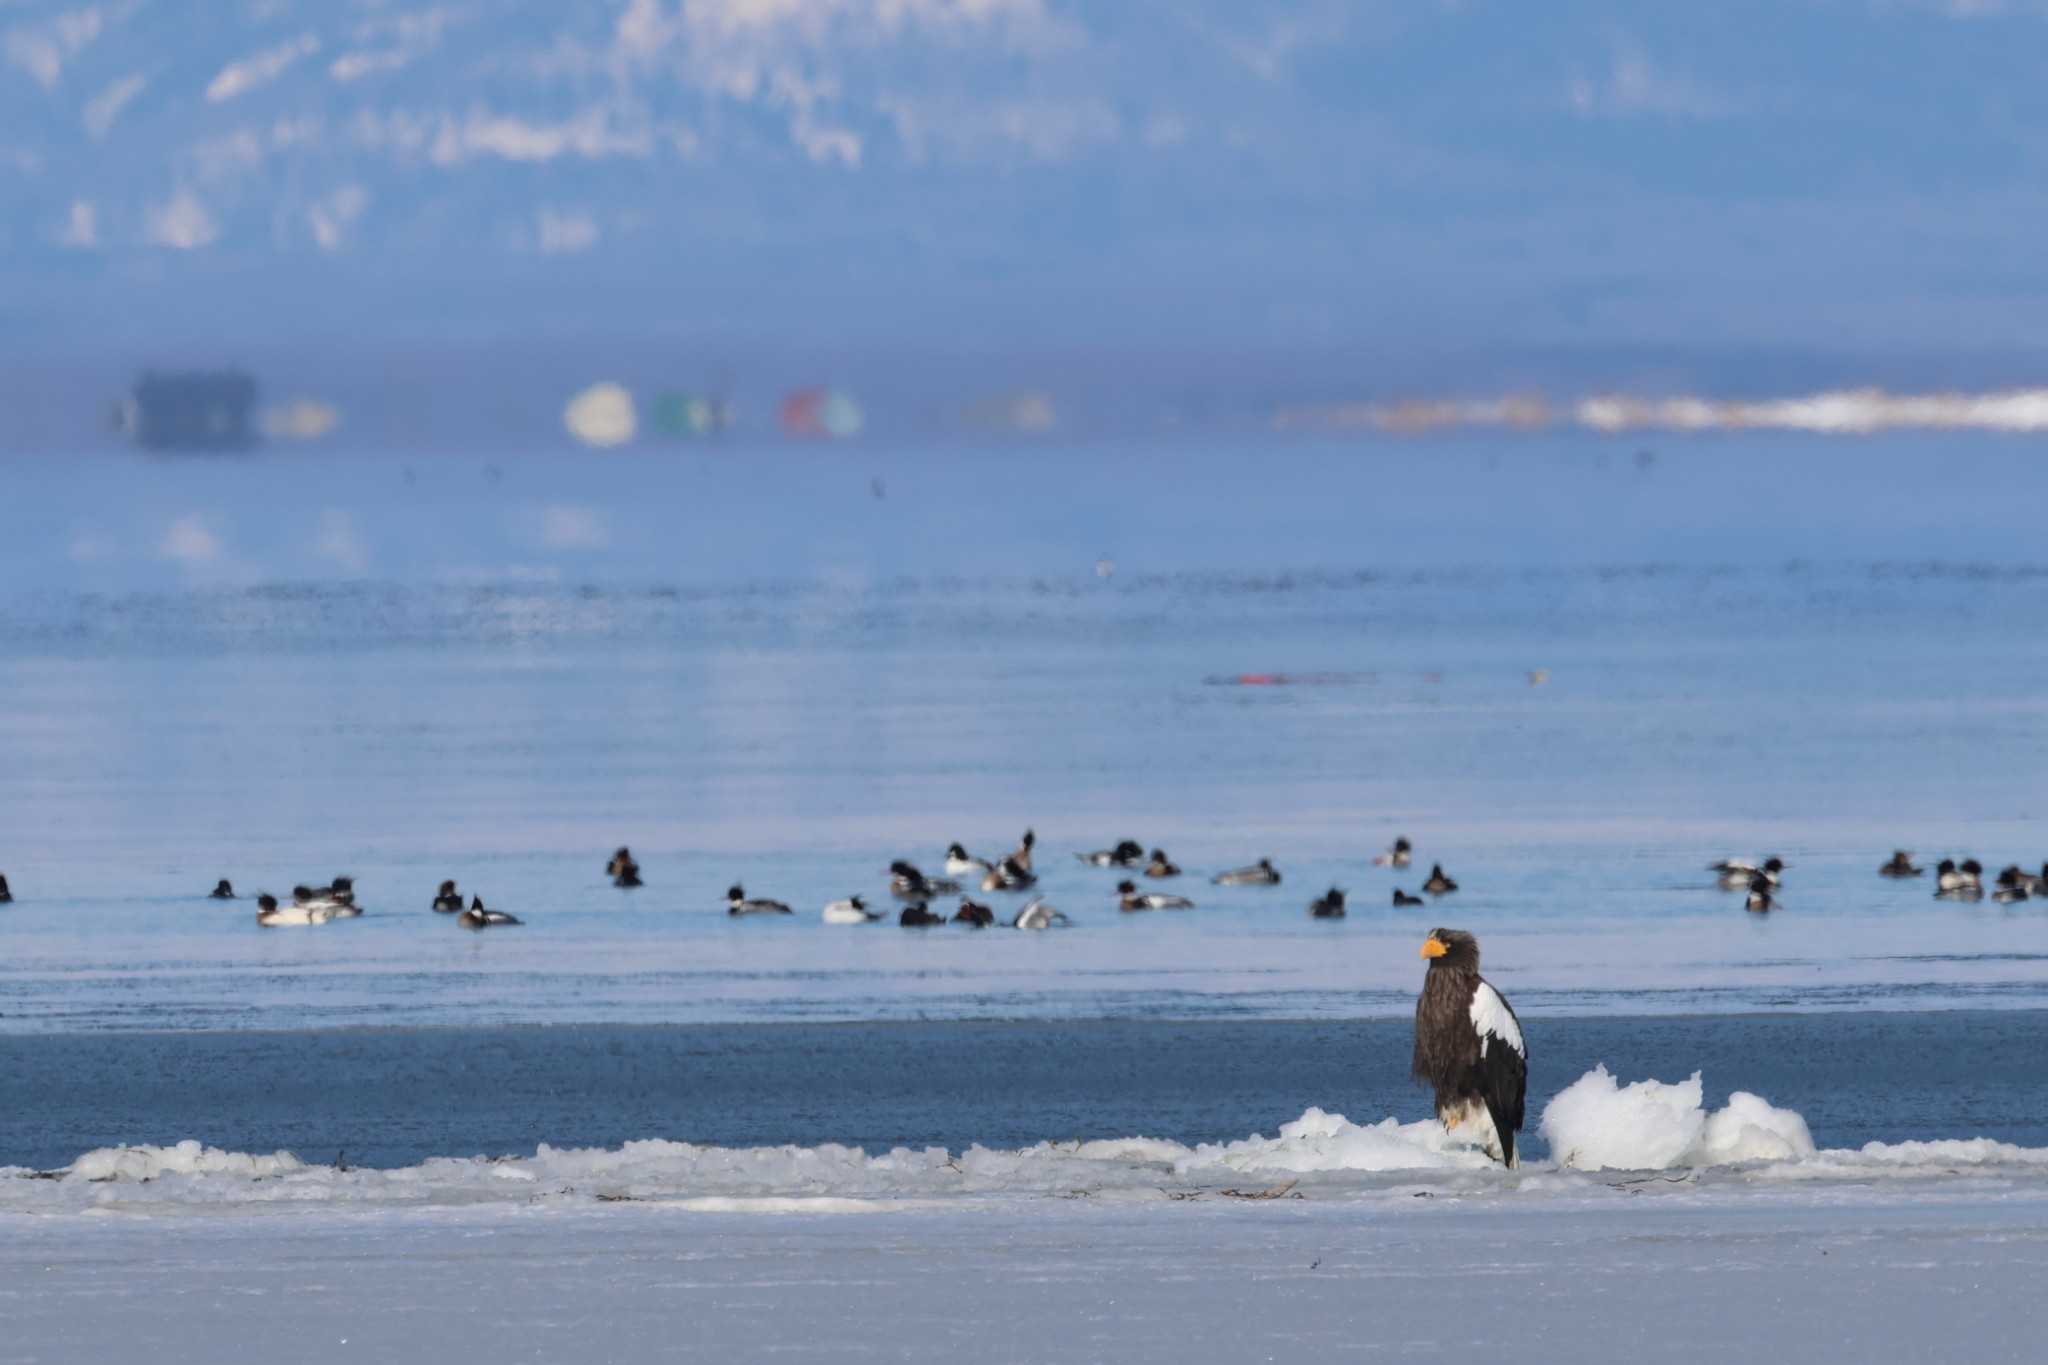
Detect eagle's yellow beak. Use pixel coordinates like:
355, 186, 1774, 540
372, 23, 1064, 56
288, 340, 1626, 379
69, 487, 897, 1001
1421, 937, 1448, 959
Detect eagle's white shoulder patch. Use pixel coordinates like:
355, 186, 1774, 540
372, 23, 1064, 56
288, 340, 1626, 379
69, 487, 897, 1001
1469, 979, 1523, 1059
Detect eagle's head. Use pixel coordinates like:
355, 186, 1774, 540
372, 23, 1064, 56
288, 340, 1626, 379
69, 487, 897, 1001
1420, 928, 1480, 971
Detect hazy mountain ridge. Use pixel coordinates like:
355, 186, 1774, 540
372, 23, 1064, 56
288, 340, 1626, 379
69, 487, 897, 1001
6, 0, 2048, 364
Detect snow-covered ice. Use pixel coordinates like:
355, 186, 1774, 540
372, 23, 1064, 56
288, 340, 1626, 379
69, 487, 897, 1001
11, 1068, 2048, 1221
4, 1175, 2045, 1363
6, 1071, 2048, 1362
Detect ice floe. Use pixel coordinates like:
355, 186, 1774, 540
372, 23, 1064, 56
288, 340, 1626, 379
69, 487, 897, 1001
1540, 1066, 1815, 1172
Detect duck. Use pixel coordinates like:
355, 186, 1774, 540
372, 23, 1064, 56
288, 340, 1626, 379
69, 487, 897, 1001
1996, 863, 2041, 893
208, 879, 236, 900
608, 847, 643, 888
1879, 851, 1922, 878
727, 884, 792, 916
1143, 849, 1181, 879
823, 895, 883, 924
292, 883, 361, 920
1935, 858, 1983, 897
1117, 879, 1193, 911
899, 901, 946, 927
1309, 887, 1346, 919
1373, 837, 1413, 869
944, 843, 993, 877
1077, 839, 1146, 868
1745, 875, 1776, 913
1011, 898, 1068, 930
1392, 889, 1426, 907
1008, 828, 1038, 872
890, 861, 962, 899
0, 872, 10, 903
1422, 864, 1458, 896
1212, 858, 1281, 887
326, 880, 363, 917
458, 896, 522, 929
255, 893, 320, 927
982, 856, 1037, 892
432, 880, 463, 913
1712, 856, 1785, 890
952, 898, 996, 927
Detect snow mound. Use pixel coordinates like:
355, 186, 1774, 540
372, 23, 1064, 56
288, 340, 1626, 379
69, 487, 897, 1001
69, 1140, 306, 1183
1539, 1066, 1815, 1171
1185, 1106, 1493, 1175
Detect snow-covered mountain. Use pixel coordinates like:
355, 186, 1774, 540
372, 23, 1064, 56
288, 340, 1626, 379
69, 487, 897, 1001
6, 1, 2048, 377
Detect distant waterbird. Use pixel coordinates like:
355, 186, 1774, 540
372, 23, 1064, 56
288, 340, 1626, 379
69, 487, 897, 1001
608, 847, 642, 888
1007, 829, 1037, 872
458, 896, 522, 929
1935, 859, 1984, 900
1011, 898, 1068, 930
1143, 849, 1181, 879
1078, 840, 1146, 868
1711, 856, 1785, 890
208, 879, 236, 900
1117, 879, 1193, 911
981, 856, 1037, 892
823, 895, 883, 924
256, 892, 343, 927
1879, 851, 1923, 878
1213, 858, 1281, 887
944, 843, 993, 877
727, 884, 793, 916
890, 861, 961, 899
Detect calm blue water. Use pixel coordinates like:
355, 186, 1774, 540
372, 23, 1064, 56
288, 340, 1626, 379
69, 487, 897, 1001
2, 435, 2048, 1034
5, 1014, 2044, 1171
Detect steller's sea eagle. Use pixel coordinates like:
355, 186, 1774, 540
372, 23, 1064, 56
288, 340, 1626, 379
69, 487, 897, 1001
1413, 928, 1526, 1168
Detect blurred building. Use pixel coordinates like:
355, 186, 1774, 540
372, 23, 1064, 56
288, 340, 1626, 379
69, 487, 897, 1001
780, 387, 863, 439
114, 371, 259, 451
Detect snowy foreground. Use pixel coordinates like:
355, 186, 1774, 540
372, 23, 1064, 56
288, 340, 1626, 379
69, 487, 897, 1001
6, 1069, 2047, 1361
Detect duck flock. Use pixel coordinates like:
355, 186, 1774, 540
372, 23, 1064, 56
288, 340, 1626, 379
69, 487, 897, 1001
0, 842, 2024, 928
1706, 850, 2048, 911
0, 834, 1464, 931
710, 832, 1462, 931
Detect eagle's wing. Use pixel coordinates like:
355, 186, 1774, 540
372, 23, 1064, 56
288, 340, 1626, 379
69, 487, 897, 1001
1471, 978, 1528, 1165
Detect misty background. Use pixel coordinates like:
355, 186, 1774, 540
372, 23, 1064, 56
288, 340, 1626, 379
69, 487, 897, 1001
5, 1, 2048, 589
7, 1, 2048, 439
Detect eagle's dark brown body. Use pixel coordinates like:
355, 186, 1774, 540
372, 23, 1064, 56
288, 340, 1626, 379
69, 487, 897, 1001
1413, 929, 1527, 1168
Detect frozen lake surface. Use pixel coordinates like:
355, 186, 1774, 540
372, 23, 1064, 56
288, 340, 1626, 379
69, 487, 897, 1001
7, 1123, 2048, 1362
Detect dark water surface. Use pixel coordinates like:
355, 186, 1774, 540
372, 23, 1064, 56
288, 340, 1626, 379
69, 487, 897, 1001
3, 1010, 2040, 1171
